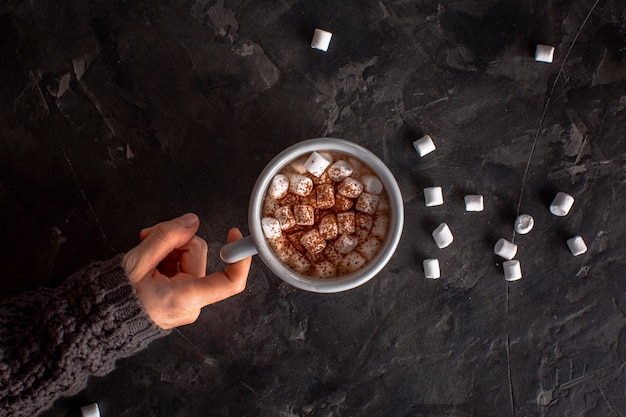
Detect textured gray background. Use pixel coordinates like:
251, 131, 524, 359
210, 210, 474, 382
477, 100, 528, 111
1, 0, 625, 416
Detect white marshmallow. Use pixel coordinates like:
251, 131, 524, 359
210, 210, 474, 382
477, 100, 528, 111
550, 192, 575, 216
494, 238, 518, 260
288, 251, 310, 274
356, 237, 382, 261
535, 44, 555, 63
339, 252, 367, 272
567, 235, 587, 256
312, 260, 336, 278
356, 192, 379, 214
514, 214, 534, 234
464, 195, 484, 212
304, 151, 332, 177
423, 258, 440, 279
371, 214, 389, 239
81, 403, 100, 417
360, 174, 383, 194
268, 174, 289, 199
327, 160, 353, 181
261, 217, 282, 239
288, 174, 314, 196
311, 28, 332, 52
432, 223, 453, 248
424, 187, 444, 207
503, 260, 522, 281
413, 135, 436, 157
334, 234, 359, 254
288, 156, 308, 174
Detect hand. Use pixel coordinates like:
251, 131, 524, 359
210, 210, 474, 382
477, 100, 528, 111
122, 213, 252, 329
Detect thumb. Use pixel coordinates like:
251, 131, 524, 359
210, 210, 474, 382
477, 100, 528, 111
125, 213, 200, 280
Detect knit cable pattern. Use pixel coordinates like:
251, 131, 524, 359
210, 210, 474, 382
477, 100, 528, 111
0, 255, 169, 417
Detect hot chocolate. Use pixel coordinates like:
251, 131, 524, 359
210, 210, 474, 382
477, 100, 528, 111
261, 151, 390, 278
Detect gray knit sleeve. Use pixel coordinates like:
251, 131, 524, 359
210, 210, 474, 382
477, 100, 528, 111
0, 255, 169, 417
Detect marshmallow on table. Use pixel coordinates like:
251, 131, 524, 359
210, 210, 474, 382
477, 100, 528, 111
494, 238, 518, 260
423, 258, 440, 279
424, 187, 444, 207
514, 214, 534, 234
550, 192, 575, 216
535, 44, 555, 63
432, 223, 453, 248
464, 195, 484, 212
503, 260, 522, 281
81, 403, 100, 417
304, 151, 332, 177
413, 135, 436, 157
311, 28, 332, 52
567, 235, 588, 256
361, 174, 383, 194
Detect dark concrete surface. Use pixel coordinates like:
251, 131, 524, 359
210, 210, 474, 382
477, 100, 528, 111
1, 0, 625, 416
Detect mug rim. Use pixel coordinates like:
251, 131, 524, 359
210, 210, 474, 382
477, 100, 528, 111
248, 138, 404, 293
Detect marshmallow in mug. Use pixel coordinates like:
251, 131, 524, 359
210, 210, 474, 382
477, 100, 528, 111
261, 150, 390, 278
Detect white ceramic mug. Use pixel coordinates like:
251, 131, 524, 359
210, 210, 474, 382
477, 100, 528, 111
220, 138, 404, 293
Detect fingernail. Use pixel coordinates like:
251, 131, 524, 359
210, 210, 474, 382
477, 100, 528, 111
177, 213, 199, 228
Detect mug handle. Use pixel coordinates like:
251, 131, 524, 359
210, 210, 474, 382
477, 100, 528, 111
220, 235, 258, 263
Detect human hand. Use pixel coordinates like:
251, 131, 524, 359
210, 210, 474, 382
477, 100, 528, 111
122, 213, 252, 329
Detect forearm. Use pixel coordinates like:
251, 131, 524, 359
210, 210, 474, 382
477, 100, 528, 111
0, 255, 169, 417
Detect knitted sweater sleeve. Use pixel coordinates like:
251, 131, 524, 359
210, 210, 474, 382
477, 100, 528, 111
0, 255, 169, 417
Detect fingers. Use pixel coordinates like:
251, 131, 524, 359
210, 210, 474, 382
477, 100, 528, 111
178, 235, 208, 278
191, 228, 251, 307
125, 213, 200, 281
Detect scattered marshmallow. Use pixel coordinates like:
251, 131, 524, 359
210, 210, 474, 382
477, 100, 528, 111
339, 251, 367, 272
567, 235, 588, 256
327, 160, 353, 181
81, 403, 100, 417
503, 260, 522, 281
535, 44, 555, 63
355, 192, 379, 214
304, 151, 332, 177
337, 177, 364, 198
360, 174, 383, 194
413, 135, 436, 157
424, 187, 444, 207
494, 238, 518, 260
268, 174, 289, 199
311, 28, 333, 52
261, 217, 282, 239
432, 223, 453, 248
464, 195, 484, 212
550, 192, 575, 216
289, 174, 314, 197
423, 259, 440, 279
334, 234, 359, 254
514, 214, 534, 234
